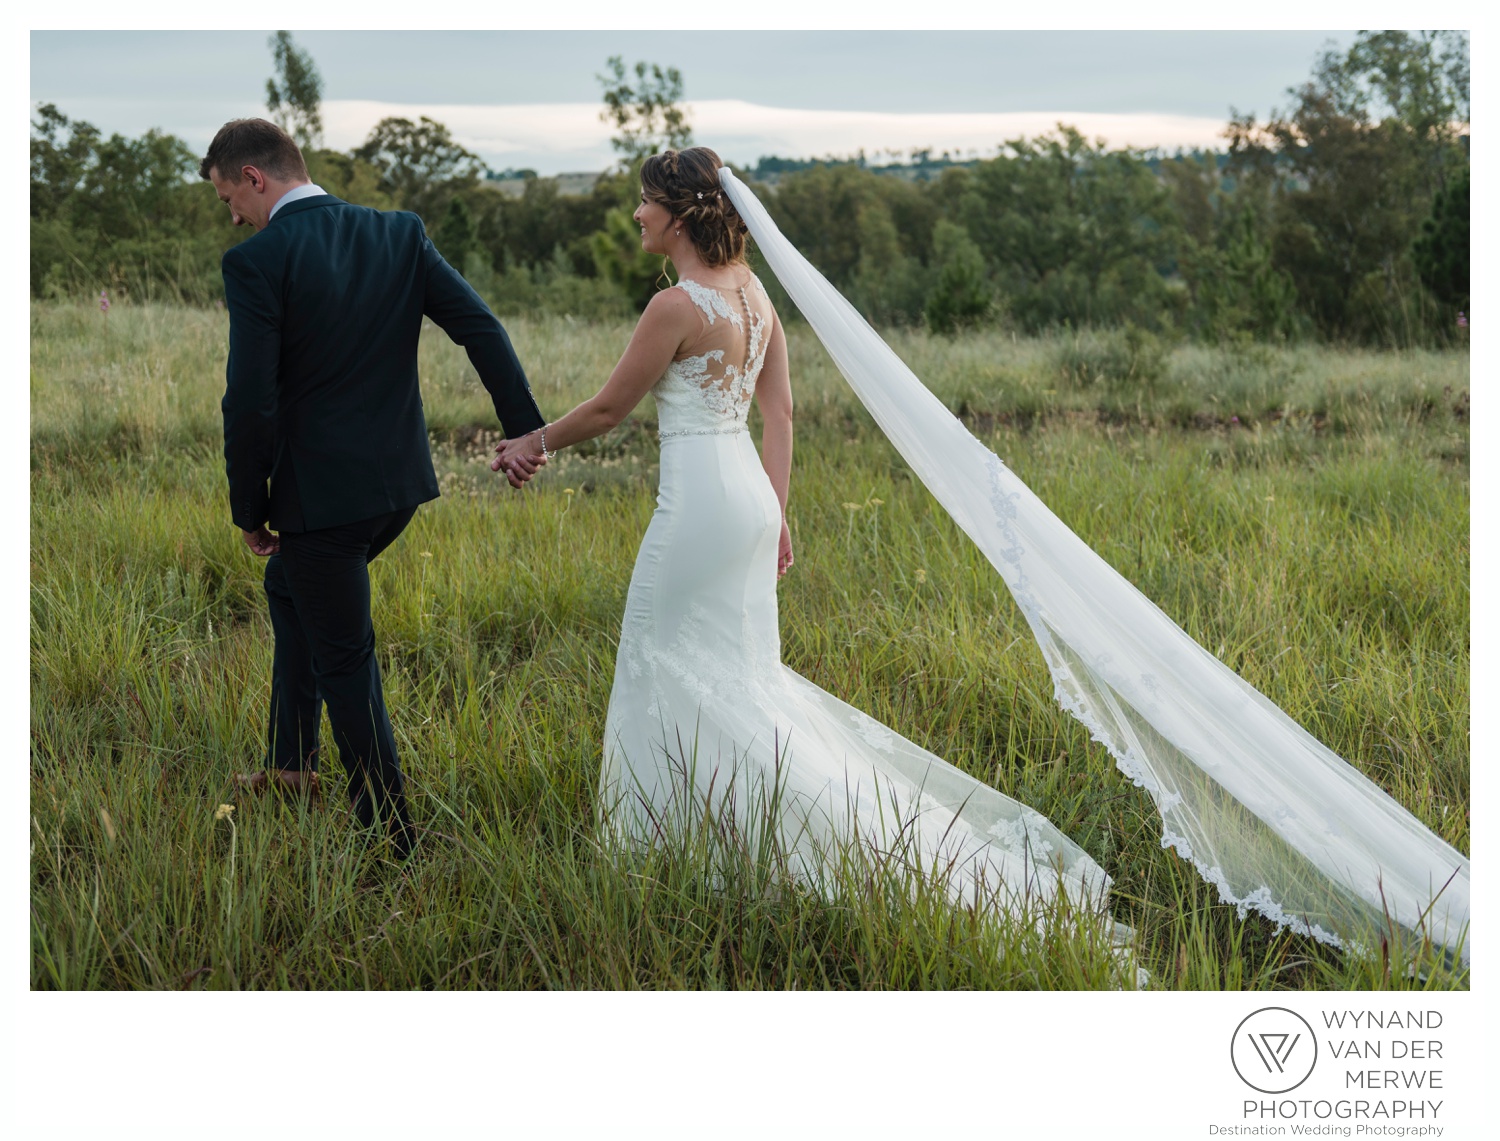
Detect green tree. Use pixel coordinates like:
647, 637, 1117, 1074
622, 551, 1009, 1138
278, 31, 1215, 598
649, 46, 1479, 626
765, 164, 935, 294
433, 194, 478, 275
597, 56, 693, 165
1413, 167, 1468, 314
265, 31, 324, 150
586, 57, 696, 311
1193, 207, 1302, 341
1226, 31, 1469, 343
304, 149, 395, 210
1317, 31, 1469, 195
1157, 151, 1221, 253
590, 202, 668, 310
480, 175, 612, 274
849, 201, 929, 325
30, 103, 98, 221
924, 219, 992, 333
960, 126, 1178, 332
1159, 152, 1299, 342
30, 104, 236, 301
353, 116, 486, 221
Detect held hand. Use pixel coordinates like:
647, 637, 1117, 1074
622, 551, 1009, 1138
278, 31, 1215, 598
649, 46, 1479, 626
777, 519, 794, 579
496, 457, 534, 490
491, 430, 548, 489
242, 526, 280, 557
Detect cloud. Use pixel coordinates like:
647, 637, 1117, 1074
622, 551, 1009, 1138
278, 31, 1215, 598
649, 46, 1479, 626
322, 98, 1233, 173
692, 101, 1230, 158
322, 100, 613, 173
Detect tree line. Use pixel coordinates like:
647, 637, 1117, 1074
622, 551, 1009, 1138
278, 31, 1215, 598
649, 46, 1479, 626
31, 32, 1468, 347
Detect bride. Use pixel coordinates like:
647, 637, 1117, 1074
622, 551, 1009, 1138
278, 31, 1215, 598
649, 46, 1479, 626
495, 147, 1470, 966
494, 146, 1111, 925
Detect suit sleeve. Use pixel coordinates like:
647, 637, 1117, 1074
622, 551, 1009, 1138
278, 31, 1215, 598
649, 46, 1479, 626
220, 247, 280, 531
419, 233, 546, 438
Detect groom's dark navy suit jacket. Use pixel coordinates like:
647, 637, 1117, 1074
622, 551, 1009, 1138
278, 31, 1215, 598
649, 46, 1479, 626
220, 193, 543, 533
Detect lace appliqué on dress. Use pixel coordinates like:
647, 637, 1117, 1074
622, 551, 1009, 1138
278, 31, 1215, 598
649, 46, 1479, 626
654, 277, 770, 442
676, 278, 744, 331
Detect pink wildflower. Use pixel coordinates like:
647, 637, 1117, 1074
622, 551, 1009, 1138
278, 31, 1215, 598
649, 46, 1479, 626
1457, 312, 1467, 329
99, 289, 110, 314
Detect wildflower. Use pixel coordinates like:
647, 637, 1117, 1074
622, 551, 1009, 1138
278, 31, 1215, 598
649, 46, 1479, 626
915, 568, 927, 584
869, 498, 884, 506
1457, 312, 1468, 329
214, 804, 235, 821
99, 289, 110, 314
564, 488, 575, 496
420, 551, 433, 558
842, 502, 861, 511
1230, 415, 1239, 424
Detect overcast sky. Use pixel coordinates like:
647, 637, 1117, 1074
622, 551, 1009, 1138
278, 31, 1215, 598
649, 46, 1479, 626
30, 30, 1366, 174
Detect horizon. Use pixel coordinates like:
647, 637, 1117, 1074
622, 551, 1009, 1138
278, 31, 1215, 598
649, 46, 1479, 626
31, 30, 1369, 175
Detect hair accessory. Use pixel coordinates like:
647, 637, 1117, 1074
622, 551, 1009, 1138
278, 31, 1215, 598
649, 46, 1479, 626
696, 191, 704, 199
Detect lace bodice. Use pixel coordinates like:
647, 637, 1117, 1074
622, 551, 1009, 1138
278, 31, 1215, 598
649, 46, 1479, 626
654, 275, 772, 439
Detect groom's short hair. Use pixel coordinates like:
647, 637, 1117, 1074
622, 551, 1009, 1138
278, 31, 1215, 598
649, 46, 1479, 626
199, 119, 309, 183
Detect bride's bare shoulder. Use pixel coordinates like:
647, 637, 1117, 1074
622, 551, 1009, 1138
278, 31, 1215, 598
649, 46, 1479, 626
642, 284, 701, 321
633, 285, 702, 349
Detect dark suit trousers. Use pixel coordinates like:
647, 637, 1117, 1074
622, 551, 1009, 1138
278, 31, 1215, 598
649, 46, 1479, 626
262, 507, 418, 853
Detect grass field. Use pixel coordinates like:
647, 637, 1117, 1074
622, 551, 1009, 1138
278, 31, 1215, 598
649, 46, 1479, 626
29, 302, 1470, 989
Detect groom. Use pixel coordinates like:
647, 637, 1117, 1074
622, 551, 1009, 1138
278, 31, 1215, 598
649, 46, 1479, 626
202, 118, 545, 855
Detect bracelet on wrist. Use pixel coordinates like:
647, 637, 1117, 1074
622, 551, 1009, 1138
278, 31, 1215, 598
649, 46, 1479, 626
538, 424, 553, 460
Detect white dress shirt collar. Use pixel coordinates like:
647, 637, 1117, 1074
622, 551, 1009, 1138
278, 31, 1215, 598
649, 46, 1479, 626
269, 182, 328, 220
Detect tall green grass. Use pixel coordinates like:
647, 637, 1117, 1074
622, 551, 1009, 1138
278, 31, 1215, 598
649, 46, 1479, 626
30, 303, 1469, 989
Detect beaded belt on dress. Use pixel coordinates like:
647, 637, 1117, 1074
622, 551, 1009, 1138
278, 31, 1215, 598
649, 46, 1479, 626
658, 424, 748, 441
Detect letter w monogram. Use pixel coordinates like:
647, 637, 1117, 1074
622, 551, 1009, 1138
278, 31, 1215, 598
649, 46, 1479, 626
1247, 1032, 1301, 1073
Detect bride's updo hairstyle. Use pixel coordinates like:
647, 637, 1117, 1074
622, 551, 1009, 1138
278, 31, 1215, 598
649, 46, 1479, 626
641, 147, 749, 267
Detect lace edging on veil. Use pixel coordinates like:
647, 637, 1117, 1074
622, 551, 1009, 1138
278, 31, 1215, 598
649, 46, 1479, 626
719, 165, 1470, 963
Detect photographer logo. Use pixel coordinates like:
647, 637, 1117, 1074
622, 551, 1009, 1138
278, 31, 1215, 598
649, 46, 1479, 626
1230, 1007, 1318, 1094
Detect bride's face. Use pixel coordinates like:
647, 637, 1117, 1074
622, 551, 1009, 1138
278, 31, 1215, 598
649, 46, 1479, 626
633, 190, 675, 254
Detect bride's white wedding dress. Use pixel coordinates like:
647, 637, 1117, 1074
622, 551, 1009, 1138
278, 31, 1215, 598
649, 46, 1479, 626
600, 274, 1111, 919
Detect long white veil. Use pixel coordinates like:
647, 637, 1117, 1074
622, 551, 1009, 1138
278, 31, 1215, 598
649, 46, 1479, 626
720, 165, 1470, 963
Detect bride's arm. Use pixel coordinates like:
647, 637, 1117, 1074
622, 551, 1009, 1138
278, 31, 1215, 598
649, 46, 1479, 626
755, 311, 795, 576
492, 290, 695, 474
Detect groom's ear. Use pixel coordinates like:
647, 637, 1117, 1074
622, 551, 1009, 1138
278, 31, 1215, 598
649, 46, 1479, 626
241, 164, 269, 192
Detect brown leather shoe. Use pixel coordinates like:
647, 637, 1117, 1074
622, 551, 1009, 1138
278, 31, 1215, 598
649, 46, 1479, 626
234, 769, 321, 799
